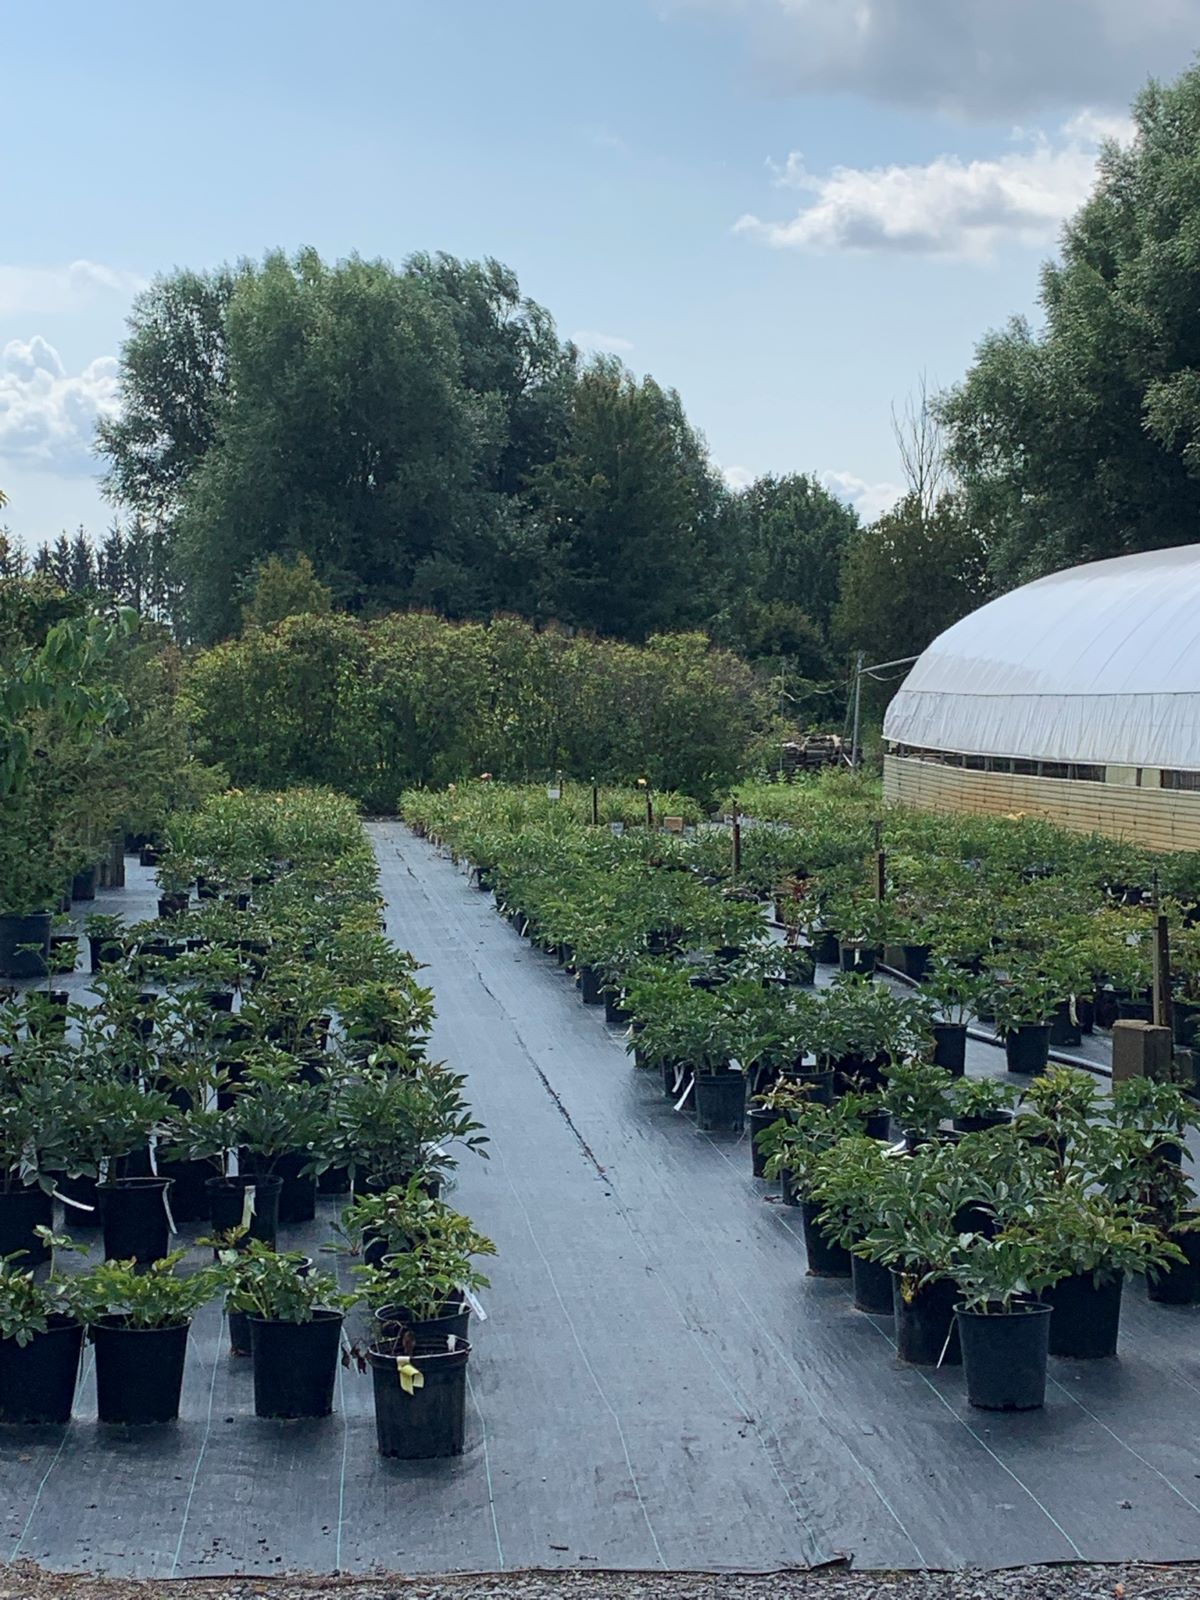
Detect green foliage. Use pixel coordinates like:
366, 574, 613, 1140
941, 64, 1200, 586
72, 1250, 227, 1329
222, 1240, 353, 1324
242, 554, 331, 631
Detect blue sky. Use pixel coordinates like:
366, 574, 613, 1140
1, 0, 1196, 543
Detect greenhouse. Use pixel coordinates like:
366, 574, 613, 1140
883, 544, 1200, 850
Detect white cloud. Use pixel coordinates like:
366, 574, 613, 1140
0, 337, 119, 476
720, 463, 755, 491
572, 329, 635, 354
671, 0, 1198, 119
822, 470, 903, 522
0, 260, 146, 318
736, 113, 1132, 261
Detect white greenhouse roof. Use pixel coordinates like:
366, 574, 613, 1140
884, 543, 1200, 769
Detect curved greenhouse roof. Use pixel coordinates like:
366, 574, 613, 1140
884, 544, 1200, 770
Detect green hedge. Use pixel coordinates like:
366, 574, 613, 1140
185, 613, 773, 810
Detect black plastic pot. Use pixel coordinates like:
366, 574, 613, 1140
578, 965, 604, 1006
98, 1177, 173, 1264
0, 1185, 53, 1264
1148, 1224, 1200, 1305
839, 941, 877, 976
71, 866, 98, 902
1173, 999, 1200, 1050
92, 1318, 190, 1424
748, 1105, 779, 1177
374, 1297, 471, 1343
693, 1068, 745, 1132
604, 991, 632, 1027
1117, 996, 1154, 1023
318, 1164, 351, 1195
932, 1021, 967, 1077
1004, 1024, 1051, 1076
783, 1066, 835, 1106
957, 1302, 1051, 1410
0, 1317, 84, 1424
157, 1158, 209, 1225
812, 930, 840, 965
851, 1253, 894, 1314
800, 1201, 851, 1277
1046, 1270, 1123, 1358
369, 1337, 470, 1458
205, 1174, 283, 1249
243, 1151, 315, 1226
1048, 1000, 1082, 1047
952, 1110, 1013, 1134
0, 912, 50, 979
54, 1171, 101, 1227
249, 1311, 343, 1418
891, 1271, 961, 1365
87, 932, 123, 972
903, 944, 932, 981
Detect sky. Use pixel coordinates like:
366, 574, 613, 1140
1, 0, 1198, 545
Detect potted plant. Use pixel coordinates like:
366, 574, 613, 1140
810, 1135, 896, 1313
919, 958, 986, 1076
0, 1230, 85, 1423
854, 1143, 971, 1364
1024, 1189, 1182, 1358
331, 1062, 487, 1197
952, 1234, 1054, 1410
951, 1078, 1017, 1134
882, 1059, 956, 1149
0, 1064, 71, 1264
760, 1099, 870, 1275
988, 968, 1062, 1075
73, 1250, 226, 1424
222, 1241, 355, 1419
232, 1055, 334, 1227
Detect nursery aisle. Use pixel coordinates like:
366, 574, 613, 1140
369, 825, 1200, 1574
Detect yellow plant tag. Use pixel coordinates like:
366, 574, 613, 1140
396, 1360, 425, 1395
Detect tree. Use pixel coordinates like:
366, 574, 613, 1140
529, 357, 725, 640
242, 553, 332, 630
833, 493, 989, 713
98, 264, 247, 523
174, 249, 487, 641
715, 473, 860, 676
940, 65, 1200, 589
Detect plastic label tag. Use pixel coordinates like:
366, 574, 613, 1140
461, 1284, 488, 1323
397, 1359, 424, 1394
674, 1075, 695, 1113
241, 1185, 256, 1228
162, 1186, 177, 1236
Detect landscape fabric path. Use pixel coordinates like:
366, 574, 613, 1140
3, 828, 1200, 1581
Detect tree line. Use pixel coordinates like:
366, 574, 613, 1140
13, 57, 1200, 723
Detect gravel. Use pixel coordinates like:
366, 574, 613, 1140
2, 1564, 1199, 1600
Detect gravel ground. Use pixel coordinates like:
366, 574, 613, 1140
3, 1564, 1200, 1600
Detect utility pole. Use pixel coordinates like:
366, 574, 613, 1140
850, 651, 864, 770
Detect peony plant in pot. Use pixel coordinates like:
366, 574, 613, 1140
881, 1058, 957, 1150
222, 1240, 356, 1419
331, 1062, 487, 1196
809, 1134, 897, 1313
918, 958, 988, 1076
0, 1229, 86, 1423
759, 1097, 875, 1275
951, 1233, 1055, 1411
72, 1249, 227, 1424
56, 1073, 174, 1262
987, 966, 1062, 1076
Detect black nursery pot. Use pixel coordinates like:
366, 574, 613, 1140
157, 1158, 210, 1225
783, 1065, 835, 1106
88, 933, 123, 973
1048, 1000, 1082, 1048
0, 912, 51, 979
692, 1067, 745, 1132
1046, 1271, 1123, 1359
0, 1317, 84, 1424
54, 1171, 101, 1227
851, 1253, 894, 1314
0, 1186, 53, 1265
839, 941, 877, 976
604, 990, 632, 1027
71, 866, 98, 902
369, 1337, 470, 1459
243, 1151, 315, 1226
1148, 1224, 1200, 1305
578, 965, 604, 1006
205, 1174, 283, 1249
812, 930, 840, 966
932, 1021, 968, 1077
748, 1105, 779, 1178
891, 1271, 962, 1365
374, 1296, 471, 1343
800, 1200, 851, 1278
98, 1176, 173, 1265
1004, 1023, 1051, 1076
249, 1311, 344, 1419
956, 1303, 1051, 1410
92, 1318, 190, 1424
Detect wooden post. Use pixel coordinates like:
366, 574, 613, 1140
1154, 912, 1173, 1033
645, 789, 654, 830
591, 781, 599, 826
732, 807, 742, 879
874, 819, 885, 901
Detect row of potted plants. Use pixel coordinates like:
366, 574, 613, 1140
0, 787, 495, 1458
